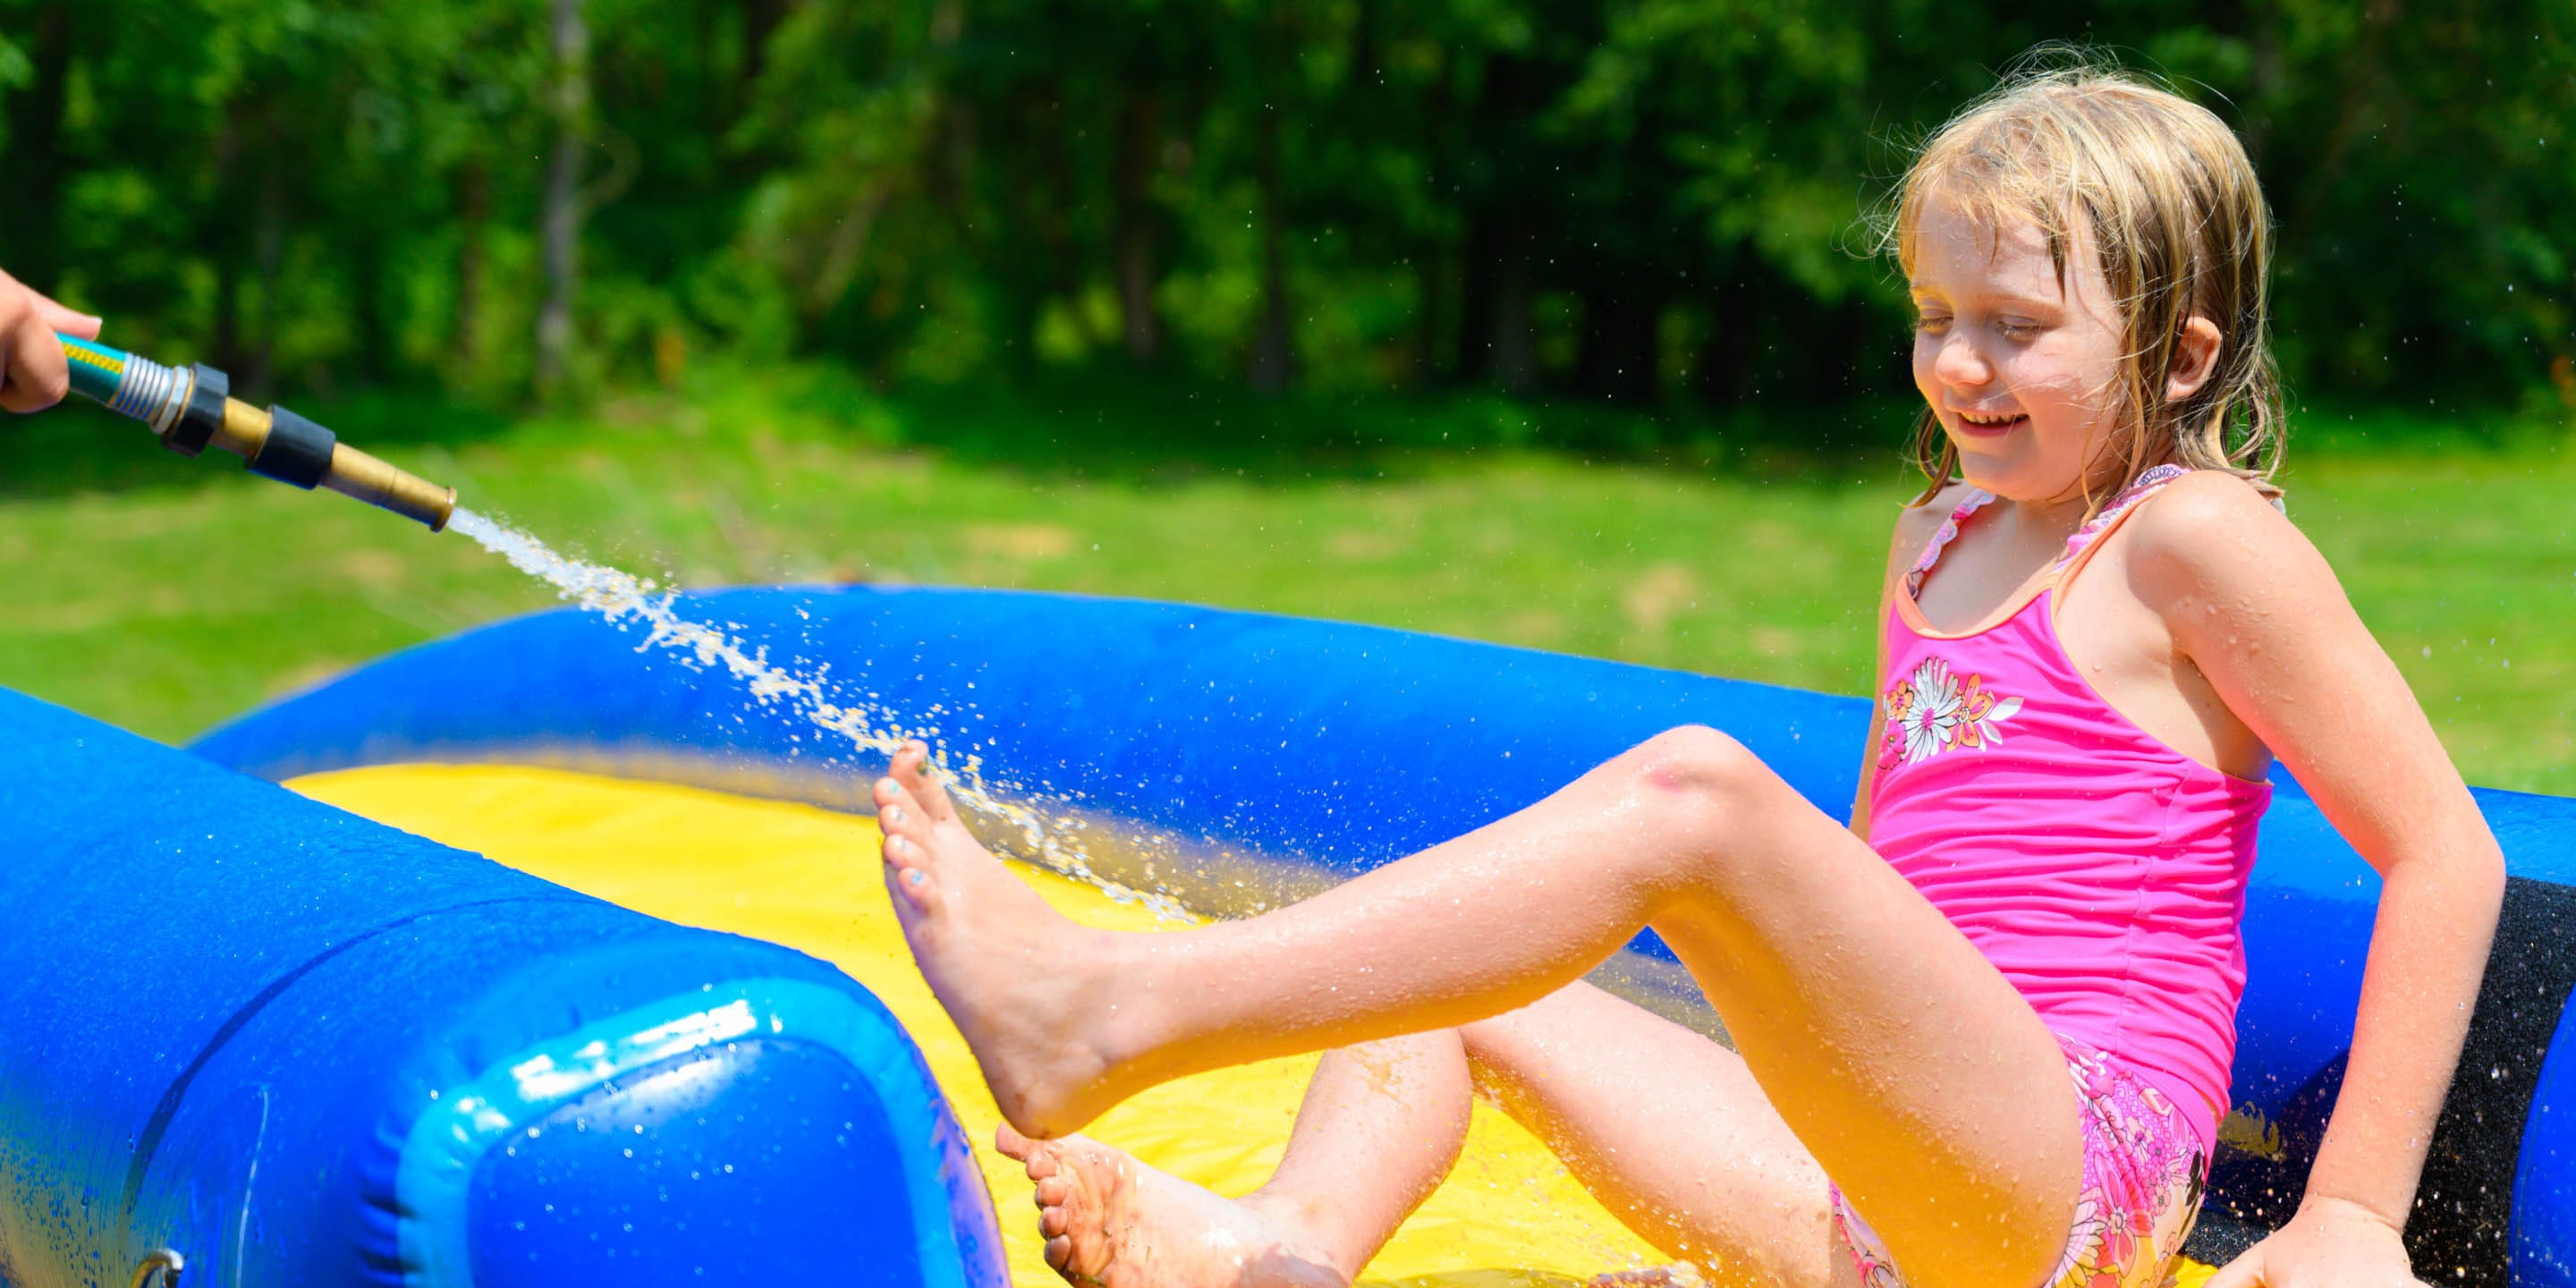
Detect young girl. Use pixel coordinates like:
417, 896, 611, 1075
871, 66, 2504, 1288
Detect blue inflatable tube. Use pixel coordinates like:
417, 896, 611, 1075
0, 684, 1006, 1288
4, 583, 2573, 1283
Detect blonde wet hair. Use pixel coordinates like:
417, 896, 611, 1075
1884, 57, 2286, 509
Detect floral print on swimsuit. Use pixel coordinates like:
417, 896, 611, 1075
1830, 1036, 2208, 1288
1880, 655, 2022, 769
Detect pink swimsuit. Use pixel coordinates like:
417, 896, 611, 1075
1833, 466, 2271, 1287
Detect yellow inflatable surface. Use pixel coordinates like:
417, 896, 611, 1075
291, 763, 2214, 1288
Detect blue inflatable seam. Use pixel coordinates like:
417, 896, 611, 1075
118, 894, 601, 1224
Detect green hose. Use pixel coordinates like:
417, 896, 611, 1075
59, 335, 142, 408
54, 335, 457, 531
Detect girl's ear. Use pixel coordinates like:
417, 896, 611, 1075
2167, 316, 2224, 402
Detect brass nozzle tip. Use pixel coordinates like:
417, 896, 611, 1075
320, 442, 458, 532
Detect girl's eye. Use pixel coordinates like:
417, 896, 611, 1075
1913, 315, 1950, 335
1996, 318, 2043, 338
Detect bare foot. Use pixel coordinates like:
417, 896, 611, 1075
875, 741, 1135, 1136
997, 1124, 1351, 1288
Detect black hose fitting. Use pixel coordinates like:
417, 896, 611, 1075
249, 406, 336, 489
161, 363, 229, 458
162, 365, 229, 459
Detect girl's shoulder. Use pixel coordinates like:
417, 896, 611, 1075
2121, 470, 2301, 564
2117, 469, 2318, 611
1893, 479, 1978, 537
1884, 479, 1978, 573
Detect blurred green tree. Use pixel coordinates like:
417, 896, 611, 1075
0, 0, 2563, 429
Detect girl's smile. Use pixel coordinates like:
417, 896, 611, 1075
1952, 409, 2029, 436
1906, 193, 2226, 512
1907, 197, 2129, 506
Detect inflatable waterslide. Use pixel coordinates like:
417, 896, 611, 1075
3, 585, 2572, 1285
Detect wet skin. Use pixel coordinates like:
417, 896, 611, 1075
875, 708, 2084, 1288
873, 197, 2504, 1288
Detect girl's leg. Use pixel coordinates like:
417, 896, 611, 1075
996, 1032, 1470, 1288
1456, 984, 1852, 1288
875, 729, 2080, 1288
998, 985, 1857, 1288
1249, 1033, 1472, 1265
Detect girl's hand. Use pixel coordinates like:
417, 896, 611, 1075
2206, 1197, 2428, 1288
0, 268, 103, 414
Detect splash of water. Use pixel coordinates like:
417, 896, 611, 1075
447, 506, 1182, 916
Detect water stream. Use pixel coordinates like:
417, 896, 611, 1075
446, 506, 1182, 917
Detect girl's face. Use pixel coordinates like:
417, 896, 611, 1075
1907, 198, 2131, 506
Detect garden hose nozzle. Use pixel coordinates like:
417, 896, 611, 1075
57, 335, 456, 532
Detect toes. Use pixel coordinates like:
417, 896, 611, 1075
996, 1123, 1037, 1162
1001, 1129, 1068, 1190
1039, 1204, 1071, 1239
1044, 1234, 1073, 1272
874, 776, 929, 845
893, 740, 962, 825
881, 843, 939, 913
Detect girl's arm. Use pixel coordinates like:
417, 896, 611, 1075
2129, 473, 2506, 1288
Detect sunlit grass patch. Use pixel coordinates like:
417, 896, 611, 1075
0, 377, 2566, 794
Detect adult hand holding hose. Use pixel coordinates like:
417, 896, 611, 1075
0, 267, 103, 413
0, 262, 453, 530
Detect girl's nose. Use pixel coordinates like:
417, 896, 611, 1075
1934, 333, 1991, 388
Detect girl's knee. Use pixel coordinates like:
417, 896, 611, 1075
1628, 724, 1767, 807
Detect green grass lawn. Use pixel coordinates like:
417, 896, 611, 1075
3, 373, 2571, 794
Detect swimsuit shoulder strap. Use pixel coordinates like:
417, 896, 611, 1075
1903, 485, 1996, 597
2058, 463, 2193, 565
1905, 464, 2258, 600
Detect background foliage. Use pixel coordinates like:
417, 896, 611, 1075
0, 3, 2571, 789
2, 0, 2570, 429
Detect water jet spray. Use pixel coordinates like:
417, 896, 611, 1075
57, 335, 456, 531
